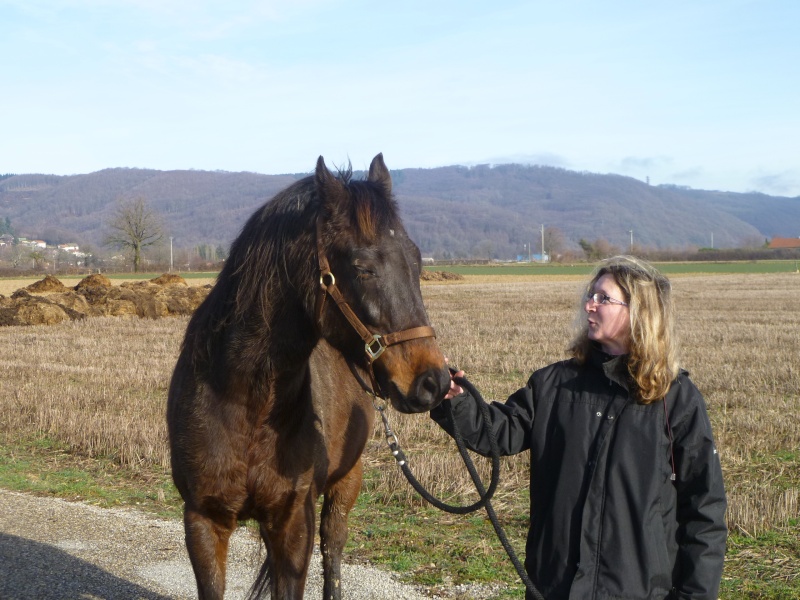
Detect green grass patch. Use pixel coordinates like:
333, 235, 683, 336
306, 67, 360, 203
346, 469, 527, 598
425, 260, 800, 277
737, 452, 800, 491
654, 261, 800, 274
722, 527, 800, 599
425, 263, 594, 277
1, 435, 799, 599
0, 435, 182, 519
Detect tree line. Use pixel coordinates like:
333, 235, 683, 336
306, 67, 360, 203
4, 164, 798, 259
2, 196, 796, 278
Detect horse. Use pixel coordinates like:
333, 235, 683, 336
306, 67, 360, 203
167, 153, 450, 600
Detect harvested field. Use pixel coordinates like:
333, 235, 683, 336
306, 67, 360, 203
393, 273, 800, 538
0, 271, 798, 596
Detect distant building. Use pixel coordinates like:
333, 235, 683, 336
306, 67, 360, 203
517, 252, 550, 263
768, 237, 800, 249
19, 239, 47, 249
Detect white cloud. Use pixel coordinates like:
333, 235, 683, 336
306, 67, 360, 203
750, 171, 800, 197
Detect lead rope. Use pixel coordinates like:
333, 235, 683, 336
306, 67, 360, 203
377, 376, 545, 600
374, 383, 499, 514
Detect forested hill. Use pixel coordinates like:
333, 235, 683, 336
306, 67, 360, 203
1, 163, 798, 259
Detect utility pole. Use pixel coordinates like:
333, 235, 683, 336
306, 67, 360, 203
711, 233, 714, 249
541, 224, 545, 262
629, 230, 633, 253
169, 237, 174, 272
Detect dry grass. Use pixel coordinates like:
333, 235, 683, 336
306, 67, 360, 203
0, 273, 798, 540
0, 317, 182, 469
368, 273, 800, 537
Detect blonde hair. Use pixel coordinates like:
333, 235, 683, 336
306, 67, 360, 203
569, 255, 679, 404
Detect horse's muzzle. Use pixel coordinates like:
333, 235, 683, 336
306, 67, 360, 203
390, 365, 451, 413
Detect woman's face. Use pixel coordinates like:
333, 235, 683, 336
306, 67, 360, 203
585, 273, 631, 355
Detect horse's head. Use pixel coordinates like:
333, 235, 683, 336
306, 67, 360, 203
314, 154, 449, 413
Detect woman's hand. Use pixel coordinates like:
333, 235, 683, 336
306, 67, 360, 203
445, 358, 465, 399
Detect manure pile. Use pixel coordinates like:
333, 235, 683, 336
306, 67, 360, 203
419, 270, 464, 281
0, 273, 212, 327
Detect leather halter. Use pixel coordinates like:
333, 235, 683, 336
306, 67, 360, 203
315, 218, 436, 365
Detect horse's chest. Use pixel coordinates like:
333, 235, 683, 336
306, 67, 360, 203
244, 402, 322, 479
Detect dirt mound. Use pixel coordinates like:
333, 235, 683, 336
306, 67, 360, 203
1, 273, 212, 327
75, 273, 112, 291
420, 270, 464, 281
25, 274, 67, 293
0, 290, 79, 326
72, 273, 113, 305
150, 273, 187, 286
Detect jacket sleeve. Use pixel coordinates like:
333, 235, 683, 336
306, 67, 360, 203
429, 376, 535, 457
670, 377, 728, 599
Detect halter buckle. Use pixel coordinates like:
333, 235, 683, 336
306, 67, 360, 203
365, 334, 386, 362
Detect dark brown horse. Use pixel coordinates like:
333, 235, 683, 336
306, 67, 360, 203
167, 154, 450, 600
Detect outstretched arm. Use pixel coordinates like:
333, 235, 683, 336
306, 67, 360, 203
431, 369, 535, 457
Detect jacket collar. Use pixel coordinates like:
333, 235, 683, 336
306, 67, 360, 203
588, 343, 631, 391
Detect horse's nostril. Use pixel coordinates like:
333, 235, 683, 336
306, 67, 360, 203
422, 374, 438, 395
415, 367, 449, 403
391, 367, 450, 413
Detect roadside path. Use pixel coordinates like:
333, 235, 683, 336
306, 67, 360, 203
0, 489, 433, 599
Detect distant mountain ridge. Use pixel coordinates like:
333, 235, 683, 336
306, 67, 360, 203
1, 163, 798, 259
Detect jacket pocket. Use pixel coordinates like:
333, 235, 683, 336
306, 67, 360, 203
648, 499, 674, 591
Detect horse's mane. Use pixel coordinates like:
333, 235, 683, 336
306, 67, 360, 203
183, 164, 399, 371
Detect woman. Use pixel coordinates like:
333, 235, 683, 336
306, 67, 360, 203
431, 256, 727, 600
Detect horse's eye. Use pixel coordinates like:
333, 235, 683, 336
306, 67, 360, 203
353, 263, 377, 280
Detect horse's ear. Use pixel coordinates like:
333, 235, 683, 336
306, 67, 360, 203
367, 153, 392, 195
315, 155, 346, 207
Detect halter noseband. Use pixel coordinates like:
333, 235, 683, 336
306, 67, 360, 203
315, 218, 436, 366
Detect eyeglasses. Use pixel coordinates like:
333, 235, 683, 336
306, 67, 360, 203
586, 292, 628, 307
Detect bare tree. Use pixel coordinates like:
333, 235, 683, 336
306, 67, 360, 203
104, 197, 164, 272
544, 226, 567, 259
28, 250, 46, 270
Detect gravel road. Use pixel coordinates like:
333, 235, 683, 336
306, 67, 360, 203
0, 489, 444, 600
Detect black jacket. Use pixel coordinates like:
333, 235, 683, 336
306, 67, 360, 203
431, 349, 727, 600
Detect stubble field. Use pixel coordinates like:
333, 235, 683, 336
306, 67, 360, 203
0, 271, 798, 598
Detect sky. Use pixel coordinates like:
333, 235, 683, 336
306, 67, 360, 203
2, 0, 799, 196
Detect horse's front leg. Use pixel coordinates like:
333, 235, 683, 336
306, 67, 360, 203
184, 507, 236, 600
258, 490, 317, 600
321, 462, 364, 600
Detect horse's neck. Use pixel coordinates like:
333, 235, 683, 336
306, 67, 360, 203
230, 297, 319, 381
